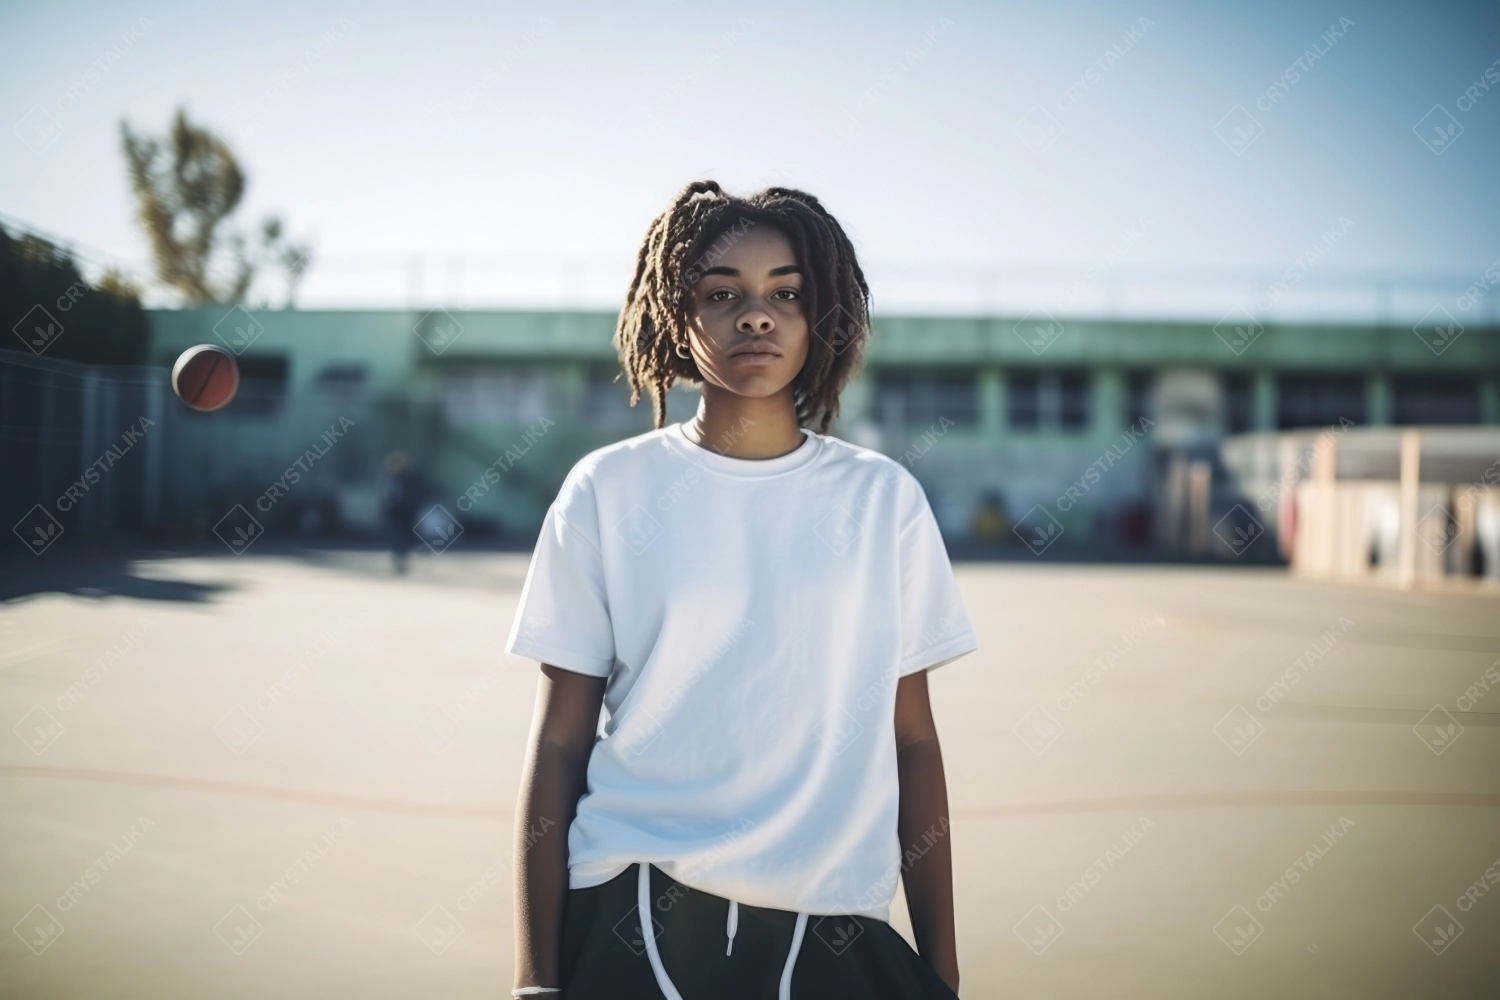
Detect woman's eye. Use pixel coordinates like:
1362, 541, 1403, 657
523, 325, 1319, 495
708, 288, 735, 301
772, 288, 800, 300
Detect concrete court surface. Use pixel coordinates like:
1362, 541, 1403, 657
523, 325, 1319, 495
1, 550, 1497, 999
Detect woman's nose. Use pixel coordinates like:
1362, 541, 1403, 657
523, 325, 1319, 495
738, 310, 774, 333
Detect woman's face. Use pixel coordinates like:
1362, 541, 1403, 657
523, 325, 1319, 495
684, 225, 810, 401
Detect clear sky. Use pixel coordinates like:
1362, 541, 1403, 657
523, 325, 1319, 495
3, 0, 1498, 318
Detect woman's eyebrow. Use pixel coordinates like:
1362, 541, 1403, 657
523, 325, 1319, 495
699, 264, 802, 277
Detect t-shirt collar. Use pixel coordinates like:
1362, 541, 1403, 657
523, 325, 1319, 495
662, 421, 824, 479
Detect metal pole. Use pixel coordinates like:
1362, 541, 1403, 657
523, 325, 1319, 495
1312, 432, 1337, 577
144, 372, 163, 529
1398, 429, 1420, 589
40, 370, 56, 512
80, 371, 98, 537
101, 376, 118, 534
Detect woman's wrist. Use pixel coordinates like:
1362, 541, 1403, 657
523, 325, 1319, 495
512, 944, 561, 995
511, 968, 561, 997
923, 947, 960, 993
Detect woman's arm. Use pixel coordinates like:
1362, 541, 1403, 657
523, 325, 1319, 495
513, 663, 607, 993
894, 669, 960, 994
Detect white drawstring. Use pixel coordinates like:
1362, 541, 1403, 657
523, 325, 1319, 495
639, 863, 684, 1000
779, 912, 809, 1000
636, 863, 808, 1000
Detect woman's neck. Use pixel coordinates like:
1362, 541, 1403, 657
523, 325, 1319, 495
681, 385, 806, 459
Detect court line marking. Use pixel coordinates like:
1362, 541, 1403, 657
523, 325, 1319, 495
0, 765, 506, 820
1267, 703, 1500, 726
0, 637, 70, 670
957, 790, 1500, 820
2, 766, 1498, 820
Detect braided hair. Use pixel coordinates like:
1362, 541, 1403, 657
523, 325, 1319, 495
613, 180, 872, 434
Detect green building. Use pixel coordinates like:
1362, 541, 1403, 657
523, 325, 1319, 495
137, 305, 1499, 555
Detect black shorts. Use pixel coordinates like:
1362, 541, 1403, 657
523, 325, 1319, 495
559, 862, 961, 999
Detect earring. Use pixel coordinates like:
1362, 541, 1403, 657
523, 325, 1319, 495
675, 343, 691, 359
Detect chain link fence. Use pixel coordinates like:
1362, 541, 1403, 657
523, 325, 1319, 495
2, 350, 167, 558
0, 348, 630, 560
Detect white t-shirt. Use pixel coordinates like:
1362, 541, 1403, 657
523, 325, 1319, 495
505, 420, 978, 922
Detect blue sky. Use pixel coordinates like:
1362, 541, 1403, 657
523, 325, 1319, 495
3, 0, 1498, 317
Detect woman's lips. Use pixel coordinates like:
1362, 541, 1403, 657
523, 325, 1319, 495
729, 349, 780, 362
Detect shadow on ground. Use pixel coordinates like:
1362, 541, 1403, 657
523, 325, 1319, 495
0, 543, 235, 604
0, 537, 537, 603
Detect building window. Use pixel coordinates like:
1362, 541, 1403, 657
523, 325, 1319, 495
581, 366, 695, 426
1008, 372, 1039, 429
584, 365, 643, 425
1059, 370, 1090, 430
228, 355, 289, 416
1124, 371, 1153, 429
874, 369, 978, 429
1222, 372, 1252, 434
316, 365, 368, 416
1276, 374, 1365, 429
441, 367, 549, 426
1007, 369, 1091, 431
1392, 375, 1481, 425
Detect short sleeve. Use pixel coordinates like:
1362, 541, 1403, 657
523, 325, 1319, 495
505, 474, 616, 677
896, 483, 979, 676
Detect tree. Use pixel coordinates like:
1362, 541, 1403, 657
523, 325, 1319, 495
0, 224, 147, 365
120, 108, 312, 307
256, 216, 313, 308
121, 108, 249, 304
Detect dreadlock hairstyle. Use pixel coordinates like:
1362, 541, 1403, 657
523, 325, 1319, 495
613, 180, 872, 434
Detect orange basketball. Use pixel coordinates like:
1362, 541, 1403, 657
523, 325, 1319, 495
172, 344, 240, 412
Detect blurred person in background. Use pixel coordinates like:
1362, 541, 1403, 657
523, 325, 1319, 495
380, 450, 423, 574
970, 490, 1008, 543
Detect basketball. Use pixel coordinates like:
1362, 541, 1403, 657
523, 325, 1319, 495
172, 344, 240, 412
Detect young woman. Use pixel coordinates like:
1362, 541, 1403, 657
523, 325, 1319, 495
506, 181, 977, 999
